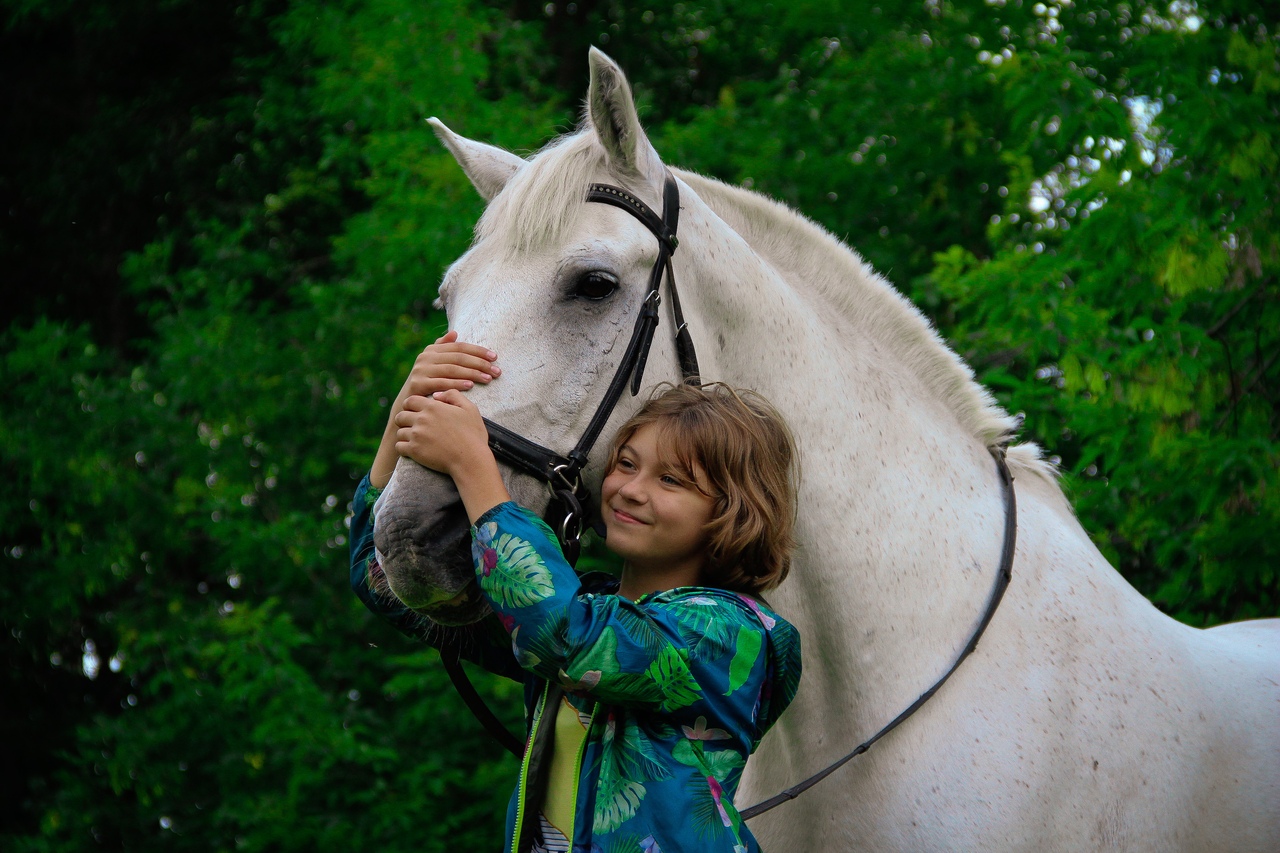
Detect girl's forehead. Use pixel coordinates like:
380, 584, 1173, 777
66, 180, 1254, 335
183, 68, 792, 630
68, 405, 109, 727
626, 422, 707, 475
625, 422, 677, 455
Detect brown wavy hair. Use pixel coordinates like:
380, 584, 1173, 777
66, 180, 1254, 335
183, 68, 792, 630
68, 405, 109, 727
605, 381, 799, 594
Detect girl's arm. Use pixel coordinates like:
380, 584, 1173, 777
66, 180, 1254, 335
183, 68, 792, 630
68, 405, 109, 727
472, 502, 779, 727
370, 330, 500, 488
351, 332, 525, 680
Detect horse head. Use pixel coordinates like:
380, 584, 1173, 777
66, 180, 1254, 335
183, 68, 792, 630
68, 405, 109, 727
373, 49, 688, 625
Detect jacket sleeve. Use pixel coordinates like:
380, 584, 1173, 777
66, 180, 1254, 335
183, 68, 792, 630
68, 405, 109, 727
471, 502, 777, 735
349, 475, 524, 682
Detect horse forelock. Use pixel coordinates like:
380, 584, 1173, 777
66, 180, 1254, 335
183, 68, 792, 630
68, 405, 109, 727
674, 169, 1058, 485
475, 130, 614, 257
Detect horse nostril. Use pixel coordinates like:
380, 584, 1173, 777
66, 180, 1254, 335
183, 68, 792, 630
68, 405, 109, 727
373, 495, 478, 611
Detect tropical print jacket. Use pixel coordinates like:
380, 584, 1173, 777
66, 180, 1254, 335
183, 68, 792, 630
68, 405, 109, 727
349, 475, 802, 853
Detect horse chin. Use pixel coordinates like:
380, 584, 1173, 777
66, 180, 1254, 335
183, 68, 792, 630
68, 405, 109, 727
412, 579, 492, 627
373, 462, 488, 626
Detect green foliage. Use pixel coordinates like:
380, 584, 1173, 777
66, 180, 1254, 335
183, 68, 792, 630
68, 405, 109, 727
2, 0, 1276, 849
2, 0, 537, 848
925, 3, 1280, 625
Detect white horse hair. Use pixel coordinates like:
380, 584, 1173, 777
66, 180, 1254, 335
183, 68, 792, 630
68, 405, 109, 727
374, 48, 1280, 851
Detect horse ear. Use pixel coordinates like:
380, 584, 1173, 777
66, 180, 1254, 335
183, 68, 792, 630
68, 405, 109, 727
427, 117, 524, 201
586, 47, 664, 182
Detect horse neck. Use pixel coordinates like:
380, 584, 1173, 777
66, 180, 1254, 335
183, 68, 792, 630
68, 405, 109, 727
675, 171, 1025, 715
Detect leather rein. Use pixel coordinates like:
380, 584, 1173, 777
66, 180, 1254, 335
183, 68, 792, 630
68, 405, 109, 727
439, 171, 1018, 821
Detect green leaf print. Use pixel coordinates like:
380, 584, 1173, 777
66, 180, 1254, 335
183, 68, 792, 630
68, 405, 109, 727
672, 737, 701, 768
673, 740, 748, 841
702, 747, 745, 781
688, 776, 726, 840
480, 532, 555, 608
672, 738, 744, 781
725, 626, 762, 696
673, 600, 738, 661
613, 606, 666, 656
603, 837, 646, 853
523, 621, 568, 670
644, 646, 701, 712
565, 626, 619, 681
593, 772, 646, 833
593, 671, 665, 706
612, 718, 671, 783
773, 620, 802, 708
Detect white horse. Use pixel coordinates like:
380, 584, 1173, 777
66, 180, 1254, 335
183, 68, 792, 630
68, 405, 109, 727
372, 49, 1280, 850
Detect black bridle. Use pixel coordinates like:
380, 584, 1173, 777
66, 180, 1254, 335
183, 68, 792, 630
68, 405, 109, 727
440, 171, 1019, 822
479, 169, 699, 567
441, 167, 700, 759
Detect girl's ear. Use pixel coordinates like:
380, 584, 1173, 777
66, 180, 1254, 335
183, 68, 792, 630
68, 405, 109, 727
585, 47, 665, 184
428, 117, 524, 201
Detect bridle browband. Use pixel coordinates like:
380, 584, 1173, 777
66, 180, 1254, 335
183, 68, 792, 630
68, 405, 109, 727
439, 170, 1019, 822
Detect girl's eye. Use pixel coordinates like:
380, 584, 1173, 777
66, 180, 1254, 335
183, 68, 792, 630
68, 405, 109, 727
660, 474, 682, 486
571, 270, 620, 301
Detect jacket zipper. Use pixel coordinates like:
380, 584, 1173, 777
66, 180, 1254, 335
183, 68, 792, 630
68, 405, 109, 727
566, 701, 598, 847
511, 686, 549, 853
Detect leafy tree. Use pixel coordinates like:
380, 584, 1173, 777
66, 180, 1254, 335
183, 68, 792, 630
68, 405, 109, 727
2, 1, 1275, 850
924, 1, 1279, 624
3, 0, 555, 848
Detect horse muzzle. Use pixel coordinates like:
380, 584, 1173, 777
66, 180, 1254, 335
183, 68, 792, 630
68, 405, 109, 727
372, 463, 490, 626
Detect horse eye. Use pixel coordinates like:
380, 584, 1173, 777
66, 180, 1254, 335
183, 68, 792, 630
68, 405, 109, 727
572, 270, 619, 301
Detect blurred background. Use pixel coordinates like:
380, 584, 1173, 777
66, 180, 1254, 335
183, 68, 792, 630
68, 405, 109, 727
2, 1, 1276, 849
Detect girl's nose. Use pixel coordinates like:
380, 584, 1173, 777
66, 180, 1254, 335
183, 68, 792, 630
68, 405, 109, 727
617, 478, 647, 503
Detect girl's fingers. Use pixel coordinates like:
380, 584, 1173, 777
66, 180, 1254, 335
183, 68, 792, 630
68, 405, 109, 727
417, 358, 496, 378
431, 389, 482, 416
400, 394, 432, 412
406, 379, 479, 400
410, 377, 475, 393
406, 371, 495, 399
414, 354, 500, 379
423, 336, 494, 355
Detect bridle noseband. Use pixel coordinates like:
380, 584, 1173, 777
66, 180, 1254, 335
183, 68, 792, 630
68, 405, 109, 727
480, 168, 699, 565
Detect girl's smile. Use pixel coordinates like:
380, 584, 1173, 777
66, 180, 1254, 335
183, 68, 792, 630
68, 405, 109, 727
601, 423, 716, 597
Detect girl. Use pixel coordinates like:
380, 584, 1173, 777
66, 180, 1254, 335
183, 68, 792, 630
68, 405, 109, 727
350, 333, 802, 853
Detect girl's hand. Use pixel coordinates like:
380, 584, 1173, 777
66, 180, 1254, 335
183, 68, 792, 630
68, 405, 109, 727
399, 330, 500, 403
395, 390, 510, 521
394, 390, 490, 475
370, 330, 500, 489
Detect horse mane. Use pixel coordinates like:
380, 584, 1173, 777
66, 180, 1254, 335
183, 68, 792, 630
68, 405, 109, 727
476, 128, 1055, 483
675, 169, 1055, 484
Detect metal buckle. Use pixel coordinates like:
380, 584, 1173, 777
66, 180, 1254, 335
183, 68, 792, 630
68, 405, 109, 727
549, 486, 585, 566
549, 462, 582, 495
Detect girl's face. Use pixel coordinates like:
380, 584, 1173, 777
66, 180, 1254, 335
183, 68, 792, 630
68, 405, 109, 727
601, 423, 715, 583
